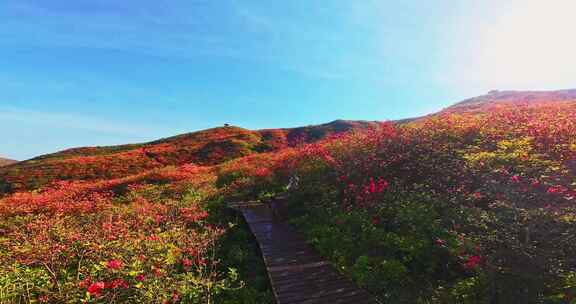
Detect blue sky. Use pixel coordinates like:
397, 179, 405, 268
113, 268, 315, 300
2, 0, 575, 160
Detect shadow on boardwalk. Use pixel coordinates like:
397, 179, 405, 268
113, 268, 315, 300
230, 201, 379, 304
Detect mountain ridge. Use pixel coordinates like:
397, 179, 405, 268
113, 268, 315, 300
3, 88, 575, 193
445, 88, 576, 113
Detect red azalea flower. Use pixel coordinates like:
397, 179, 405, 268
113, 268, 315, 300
369, 178, 377, 193
136, 274, 146, 282
182, 258, 193, 268
196, 257, 206, 266
107, 259, 123, 270
78, 277, 92, 288
548, 187, 558, 193
110, 278, 129, 289
463, 255, 482, 269
147, 235, 160, 241
87, 282, 105, 296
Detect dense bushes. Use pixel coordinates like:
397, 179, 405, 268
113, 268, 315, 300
0, 166, 271, 303
241, 103, 576, 303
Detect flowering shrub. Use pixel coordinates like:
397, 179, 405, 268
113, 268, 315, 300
234, 102, 576, 303
0, 164, 270, 303
0, 122, 373, 194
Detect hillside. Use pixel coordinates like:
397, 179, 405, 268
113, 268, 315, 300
0, 157, 17, 167
0, 120, 378, 193
1, 92, 576, 303
445, 89, 576, 113
4, 88, 575, 194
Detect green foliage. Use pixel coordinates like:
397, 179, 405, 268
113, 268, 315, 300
462, 137, 557, 176
287, 192, 467, 302
447, 274, 490, 304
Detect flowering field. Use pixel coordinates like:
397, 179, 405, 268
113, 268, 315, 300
1, 101, 575, 303
0, 121, 375, 194
0, 164, 273, 303
305, 103, 576, 303
217, 102, 576, 303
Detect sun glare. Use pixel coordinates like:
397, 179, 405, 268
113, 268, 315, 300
450, 0, 576, 90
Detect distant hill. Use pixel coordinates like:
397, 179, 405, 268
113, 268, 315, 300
445, 89, 576, 113
0, 158, 16, 167
0, 120, 378, 192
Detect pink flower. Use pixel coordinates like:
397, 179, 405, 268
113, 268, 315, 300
547, 186, 567, 194
135, 274, 146, 282
87, 282, 105, 296
511, 175, 521, 183
172, 291, 180, 302
107, 259, 123, 270
435, 239, 446, 247
369, 179, 377, 193
548, 187, 558, 193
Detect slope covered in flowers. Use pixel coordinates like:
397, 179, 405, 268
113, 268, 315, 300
0, 164, 274, 303
2, 93, 576, 303
0, 120, 377, 194
216, 101, 576, 303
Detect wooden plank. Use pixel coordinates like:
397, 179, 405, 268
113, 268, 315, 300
235, 204, 379, 304
279, 289, 370, 304
270, 265, 339, 283
274, 276, 350, 292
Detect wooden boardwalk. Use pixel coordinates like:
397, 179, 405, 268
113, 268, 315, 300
234, 203, 379, 304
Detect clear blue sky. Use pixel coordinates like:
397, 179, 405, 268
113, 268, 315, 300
2, 0, 575, 160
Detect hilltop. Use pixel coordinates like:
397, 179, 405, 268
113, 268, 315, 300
0, 157, 17, 167
445, 89, 576, 113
